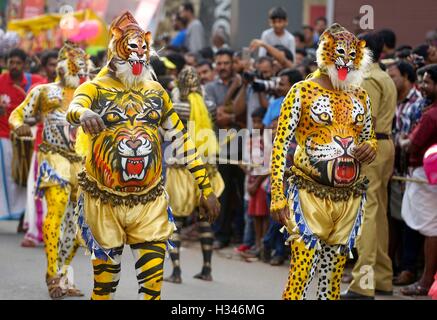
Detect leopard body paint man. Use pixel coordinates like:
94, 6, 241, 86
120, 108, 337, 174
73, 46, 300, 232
270, 23, 377, 300
67, 12, 219, 300
9, 42, 92, 299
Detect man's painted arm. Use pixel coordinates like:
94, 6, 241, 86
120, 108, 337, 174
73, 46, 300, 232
161, 89, 213, 197
9, 85, 42, 130
67, 83, 97, 125
270, 84, 302, 212
359, 93, 377, 151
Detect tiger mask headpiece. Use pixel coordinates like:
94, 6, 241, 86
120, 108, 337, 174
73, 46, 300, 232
316, 23, 372, 90
57, 41, 92, 88
107, 11, 155, 87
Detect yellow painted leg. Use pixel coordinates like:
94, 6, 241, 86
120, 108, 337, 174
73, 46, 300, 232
316, 243, 347, 300
131, 242, 166, 300
43, 185, 70, 278
282, 239, 319, 300
91, 250, 123, 300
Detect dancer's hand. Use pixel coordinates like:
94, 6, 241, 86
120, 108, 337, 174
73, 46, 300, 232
199, 193, 221, 224
354, 142, 376, 164
80, 109, 106, 135
15, 124, 32, 137
271, 206, 290, 226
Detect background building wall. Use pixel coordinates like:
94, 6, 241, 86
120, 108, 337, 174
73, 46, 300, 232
334, 0, 436, 47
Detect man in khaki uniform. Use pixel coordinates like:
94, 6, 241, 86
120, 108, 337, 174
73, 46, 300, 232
342, 32, 397, 299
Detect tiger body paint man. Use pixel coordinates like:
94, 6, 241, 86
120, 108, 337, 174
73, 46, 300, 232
270, 24, 377, 300
9, 42, 91, 299
164, 66, 224, 284
67, 11, 219, 300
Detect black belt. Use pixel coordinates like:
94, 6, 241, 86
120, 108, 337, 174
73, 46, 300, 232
376, 133, 390, 140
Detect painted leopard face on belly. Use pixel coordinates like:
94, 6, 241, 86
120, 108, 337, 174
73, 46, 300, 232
295, 85, 368, 187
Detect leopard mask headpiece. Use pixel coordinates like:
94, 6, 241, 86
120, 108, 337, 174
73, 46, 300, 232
316, 23, 372, 90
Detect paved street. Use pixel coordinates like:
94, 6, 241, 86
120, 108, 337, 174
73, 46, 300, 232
0, 221, 429, 300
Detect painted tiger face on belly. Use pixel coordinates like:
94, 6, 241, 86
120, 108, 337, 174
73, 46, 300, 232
87, 86, 164, 192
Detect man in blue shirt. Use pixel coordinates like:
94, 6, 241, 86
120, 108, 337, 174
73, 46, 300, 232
263, 68, 303, 126
170, 12, 188, 49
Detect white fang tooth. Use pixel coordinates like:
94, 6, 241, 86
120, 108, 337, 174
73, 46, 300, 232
123, 171, 130, 181
138, 170, 145, 180
121, 158, 127, 169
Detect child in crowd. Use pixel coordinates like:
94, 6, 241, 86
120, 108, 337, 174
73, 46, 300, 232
258, 7, 296, 59
245, 107, 270, 259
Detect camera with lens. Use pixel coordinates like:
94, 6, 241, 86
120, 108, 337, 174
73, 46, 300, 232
242, 71, 256, 83
252, 78, 279, 93
242, 71, 279, 93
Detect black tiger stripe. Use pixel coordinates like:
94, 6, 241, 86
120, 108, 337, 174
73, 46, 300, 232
137, 270, 163, 285
194, 173, 208, 183
136, 262, 164, 281
161, 108, 176, 122
93, 287, 117, 296
94, 280, 120, 289
199, 183, 211, 190
93, 280, 120, 295
172, 119, 183, 131
130, 242, 166, 253
188, 165, 206, 174
93, 264, 121, 275
172, 135, 190, 151
138, 286, 161, 300
66, 109, 82, 124
134, 251, 165, 270
182, 148, 197, 158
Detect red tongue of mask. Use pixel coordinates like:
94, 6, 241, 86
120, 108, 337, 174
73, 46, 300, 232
338, 67, 348, 81
79, 76, 86, 84
132, 61, 143, 76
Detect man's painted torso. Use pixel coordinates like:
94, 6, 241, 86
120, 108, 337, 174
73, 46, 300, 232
70, 75, 166, 192
10, 83, 77, 152
291, 81, 372, 187
40, 85, 77, 152
270, 79, 376, 212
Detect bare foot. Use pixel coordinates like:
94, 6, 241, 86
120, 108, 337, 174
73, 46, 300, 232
193, 272, 213, 281
193, 267, 213, 281
164, 274, 182, 284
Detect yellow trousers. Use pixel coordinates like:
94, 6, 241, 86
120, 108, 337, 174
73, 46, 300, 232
348, 139, 394, 296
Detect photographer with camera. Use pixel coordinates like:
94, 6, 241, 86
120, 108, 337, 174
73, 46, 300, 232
233, 56, 276, 130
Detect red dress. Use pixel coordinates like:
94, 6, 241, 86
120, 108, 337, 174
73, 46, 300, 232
247, 136, 269, 217
248, 175, 269, 217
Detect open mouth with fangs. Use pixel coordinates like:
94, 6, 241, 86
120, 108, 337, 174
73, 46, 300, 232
333, 156, 358, 185
121, 156, 148, 181
335, 64, 351, 81
128, 59, 146, 76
